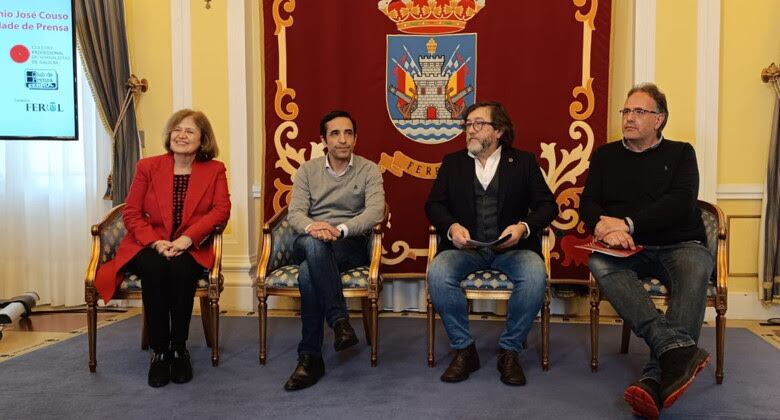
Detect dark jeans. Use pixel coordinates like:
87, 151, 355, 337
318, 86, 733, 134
588, 241, 713, 382
127, 248, 204, 353
294, 234, 369, 356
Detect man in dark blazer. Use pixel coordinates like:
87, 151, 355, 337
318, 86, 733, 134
425, 101, 557, 386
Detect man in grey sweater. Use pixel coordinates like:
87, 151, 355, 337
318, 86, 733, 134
283, 110, 385, 391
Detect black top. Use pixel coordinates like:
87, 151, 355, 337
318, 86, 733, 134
581, 139, 706, 246
425, 147, 557, 256
171, 174, 190, 238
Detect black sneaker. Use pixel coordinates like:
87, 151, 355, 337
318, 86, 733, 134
624, 378, 662, 419
659, 346, 710, 408
170, 347, 193, 384
148, 351, 171, 388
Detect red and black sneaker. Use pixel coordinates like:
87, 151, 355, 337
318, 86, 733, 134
624, 378, 662, 419
659, 346, 710, 408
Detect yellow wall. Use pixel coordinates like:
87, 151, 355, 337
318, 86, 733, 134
124, 0, 172, 157
655, 0, 698, 144
719, 0, 780, 185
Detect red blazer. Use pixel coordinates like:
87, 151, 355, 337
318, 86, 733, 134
95, 153, 231, 302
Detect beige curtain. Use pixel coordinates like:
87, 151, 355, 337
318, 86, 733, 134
74, 0, 139, 205
759, 99, 780, 303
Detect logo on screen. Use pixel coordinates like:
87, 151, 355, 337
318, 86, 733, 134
26, 70, 59, 90
25, 102, 64, 112
10, 44, 30, 63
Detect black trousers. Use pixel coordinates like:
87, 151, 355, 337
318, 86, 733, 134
127, 248, 203, 352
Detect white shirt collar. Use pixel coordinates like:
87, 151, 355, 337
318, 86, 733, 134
469, 146, 502, 189
324, 153, 354, 177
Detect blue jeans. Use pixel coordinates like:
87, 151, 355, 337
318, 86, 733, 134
427, 248, 547, 353
294, 234, 369, 356
588, 241, 713, 382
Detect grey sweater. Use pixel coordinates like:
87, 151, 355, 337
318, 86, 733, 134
288, 154, 385, 236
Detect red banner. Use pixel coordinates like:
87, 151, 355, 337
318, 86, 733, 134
263, 0, 611, 279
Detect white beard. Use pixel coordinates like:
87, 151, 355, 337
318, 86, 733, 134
467, 138, 489, 155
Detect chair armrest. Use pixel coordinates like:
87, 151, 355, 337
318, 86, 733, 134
208, 225, 224, 298
367, 203, 390, 294
84, 204, 126, 290
256, 205, 290, 289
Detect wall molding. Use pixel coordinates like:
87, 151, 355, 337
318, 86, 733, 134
716, 184, 764, 200
632, 0, 656, 84
170, 0, 191, 109
695, 1, 721, 203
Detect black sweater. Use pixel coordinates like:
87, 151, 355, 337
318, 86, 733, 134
581, 139, 706, 246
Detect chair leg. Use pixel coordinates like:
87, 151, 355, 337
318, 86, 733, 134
541, 286, 551, 371
716, 310, 726, 384
427, 298, 435, 367
590, 292, 599, 372
370, 297, 379, 367
620, 322, 631, 354
361, 297, 371, 345
141, 307, 150, 350
259, 297, 267, 365
210, 298, 219, 367
87, 293, 97, 373
200, 297, 214, 348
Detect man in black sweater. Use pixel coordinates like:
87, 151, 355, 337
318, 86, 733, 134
581, 83, 712, 420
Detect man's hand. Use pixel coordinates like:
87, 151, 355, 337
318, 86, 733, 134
495, 223, 527, 249
594, 215, 629, 240
600, 230, 636, 250
449, 223, 474, 249
307, 221, 341, 242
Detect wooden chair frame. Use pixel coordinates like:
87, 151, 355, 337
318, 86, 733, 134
84, 203, 224, 372
425, 226, 554, 370
588, 200, 728, 383
256, 204, 387, 367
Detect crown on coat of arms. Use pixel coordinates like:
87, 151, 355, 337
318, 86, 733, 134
378, 0, 485, 34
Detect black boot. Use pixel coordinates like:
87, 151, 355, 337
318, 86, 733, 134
170, 346, 193, 384
148, 350, 171, 388
284, 354, 325, 391
333, 318, 358, 351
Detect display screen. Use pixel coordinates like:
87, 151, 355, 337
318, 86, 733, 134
0, 0, 77, 140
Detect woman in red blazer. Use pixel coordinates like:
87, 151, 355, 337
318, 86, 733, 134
95, 109, 231, 388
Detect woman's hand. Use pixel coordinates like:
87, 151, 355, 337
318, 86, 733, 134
163, 235, 193, 257
152, 240, 174, 255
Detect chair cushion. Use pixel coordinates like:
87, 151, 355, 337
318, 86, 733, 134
120, 271, 210, 291
265, 265, 371, 289
639, 277, 717, 298
460, 270, 513, 290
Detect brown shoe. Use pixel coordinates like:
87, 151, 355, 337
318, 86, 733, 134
440, 342, 480, 382
497, 348, 526, 386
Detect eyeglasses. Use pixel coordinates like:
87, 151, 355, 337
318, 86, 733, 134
171, 127, 199, 137
618, 108, 660, 117
460, 121, 496, 132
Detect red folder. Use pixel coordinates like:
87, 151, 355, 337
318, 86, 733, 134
574, 241, 644, 258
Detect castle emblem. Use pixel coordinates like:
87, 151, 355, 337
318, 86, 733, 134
380, 1, 483, 144
386, 35, 476, 144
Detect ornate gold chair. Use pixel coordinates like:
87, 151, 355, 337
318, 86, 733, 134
256, 204, 387, 367
425, 226, 554, 370
84, 203, 224, 372
589, 200, 728, 383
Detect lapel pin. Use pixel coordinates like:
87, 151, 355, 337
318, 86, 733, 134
508, 158, 514, 163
